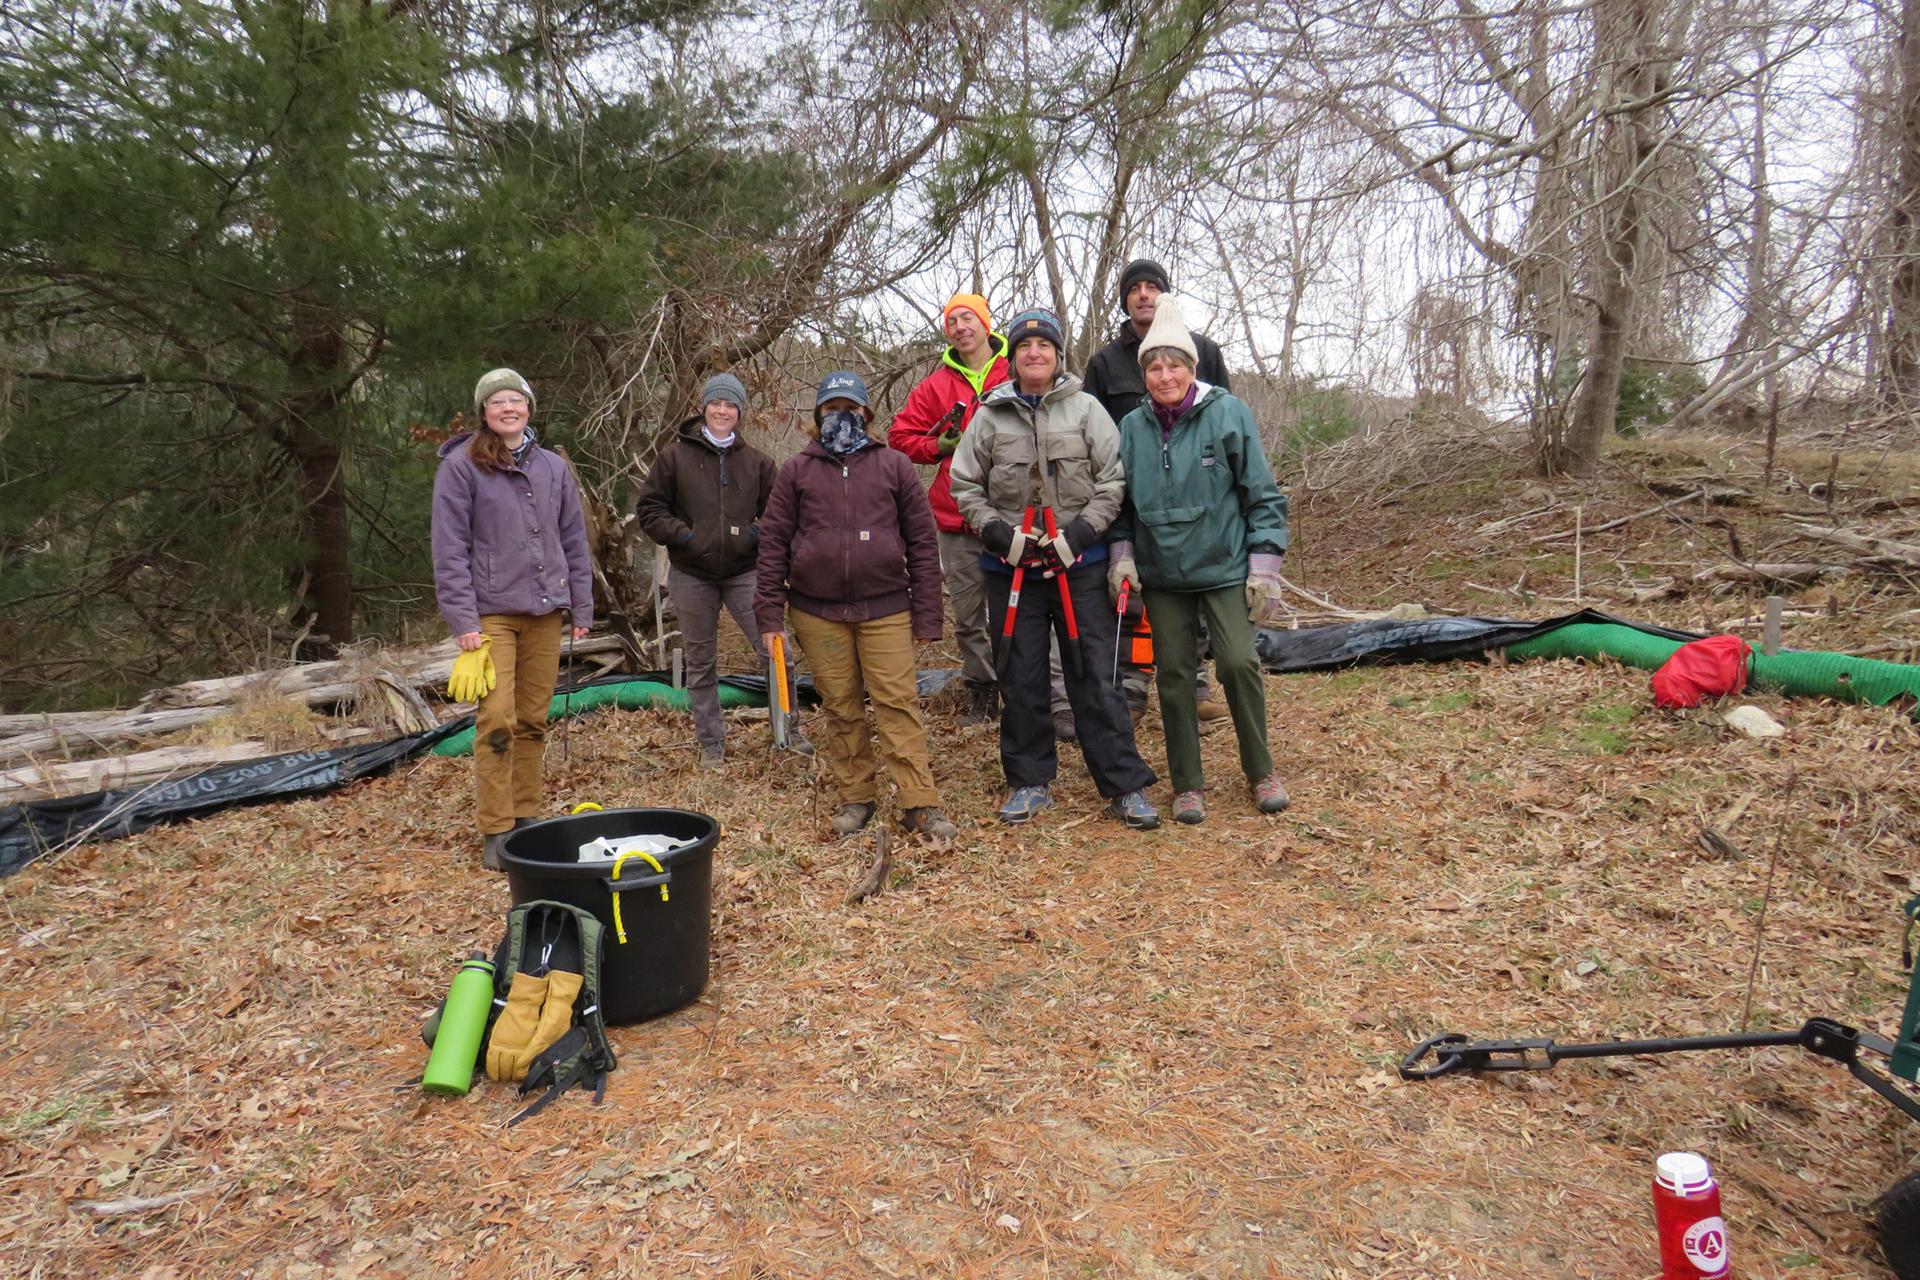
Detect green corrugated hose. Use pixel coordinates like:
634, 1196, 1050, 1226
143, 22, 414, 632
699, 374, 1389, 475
1505, 623, 1688, 669
432, 680, 766, 757
1505, 621, 1920, 711
1748, 649, 1920, 708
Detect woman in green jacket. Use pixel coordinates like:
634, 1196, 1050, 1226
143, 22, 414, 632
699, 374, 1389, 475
1107, 296, 1291, 824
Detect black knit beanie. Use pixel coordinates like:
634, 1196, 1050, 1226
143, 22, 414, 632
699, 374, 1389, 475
1117, 259, 1172, 309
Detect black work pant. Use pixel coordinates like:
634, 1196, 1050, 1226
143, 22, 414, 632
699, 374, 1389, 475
985, 562, 1156, 797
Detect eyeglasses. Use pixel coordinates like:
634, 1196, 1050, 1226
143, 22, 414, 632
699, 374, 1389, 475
486, 393, 529, 408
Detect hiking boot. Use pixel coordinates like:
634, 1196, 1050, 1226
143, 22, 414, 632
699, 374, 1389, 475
900, 806, 959, 840
1108, 789, 1160, 830
698, 742, 725, 770
958, 680, 1000, 726
830, 802, 875, 836
1253, 773, 1291, 814
482, 831, 511, 871
1196, 689, 1230, 722
784, 725, 816, 756
998, 785, 1054, 825
512, 816, 537, 830
1173, 791, 1206, 825
1053, 710, 1078, 742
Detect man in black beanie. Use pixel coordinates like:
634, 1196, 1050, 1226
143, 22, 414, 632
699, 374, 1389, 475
1083, 259, 1232, 422
1081, 258, 1235, 727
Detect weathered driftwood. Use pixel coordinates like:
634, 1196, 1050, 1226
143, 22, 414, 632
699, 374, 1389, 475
0, 706, 232, 766
1, 741, 271, 805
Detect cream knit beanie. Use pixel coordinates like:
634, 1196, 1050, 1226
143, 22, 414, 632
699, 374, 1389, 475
1135, 295, 1199, 368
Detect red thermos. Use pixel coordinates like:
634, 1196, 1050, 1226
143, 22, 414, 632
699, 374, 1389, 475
1653, 1152, 1730, 1279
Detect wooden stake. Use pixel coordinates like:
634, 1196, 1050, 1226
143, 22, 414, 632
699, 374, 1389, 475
1573, 506, 1583, 605
1741, 769, 1797, 1032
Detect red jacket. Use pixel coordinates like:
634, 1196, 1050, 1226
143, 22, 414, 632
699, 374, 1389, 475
886, 335, 1010, 534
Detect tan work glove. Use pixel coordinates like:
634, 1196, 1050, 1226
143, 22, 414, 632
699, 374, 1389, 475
1245, 553, 1286, 625
1107, 541, 1141, 600
448, 638, 496, 703
485, 971, 548, 1082
522, 969, 583, 1068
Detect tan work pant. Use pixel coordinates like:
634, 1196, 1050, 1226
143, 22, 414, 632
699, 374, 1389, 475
787, 609, 939, 811
475, 611, 563, 835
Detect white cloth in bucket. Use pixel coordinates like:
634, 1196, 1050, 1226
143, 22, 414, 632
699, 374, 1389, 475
577, 833, 695, 863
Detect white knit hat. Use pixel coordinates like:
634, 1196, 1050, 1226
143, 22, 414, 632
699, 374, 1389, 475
1135, 294, 1199, 367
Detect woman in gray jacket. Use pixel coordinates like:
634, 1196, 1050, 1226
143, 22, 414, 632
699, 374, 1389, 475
948, 309, 1159, 830
431, 368, 594, 869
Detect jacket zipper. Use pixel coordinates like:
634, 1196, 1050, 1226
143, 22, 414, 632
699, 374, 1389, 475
841, 459, 851, 599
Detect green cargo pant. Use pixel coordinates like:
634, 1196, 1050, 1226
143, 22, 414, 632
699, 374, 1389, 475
1142, 585, 1272, 794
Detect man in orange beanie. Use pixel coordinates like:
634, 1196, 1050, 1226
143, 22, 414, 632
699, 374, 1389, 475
886, 293, 1011, 724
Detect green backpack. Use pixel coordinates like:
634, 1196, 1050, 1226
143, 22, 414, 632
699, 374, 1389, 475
423, 899, 618, 1126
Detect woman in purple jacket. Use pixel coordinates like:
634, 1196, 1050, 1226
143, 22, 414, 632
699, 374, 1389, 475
755, 372, 959, 841
432, 368, 594, 869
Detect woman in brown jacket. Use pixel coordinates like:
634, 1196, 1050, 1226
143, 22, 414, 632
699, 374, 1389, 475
754, 371, 958, 840
635, 373, 809, 766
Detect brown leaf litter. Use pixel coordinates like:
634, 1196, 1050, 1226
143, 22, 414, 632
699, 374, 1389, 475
2, 430, 1919, 1279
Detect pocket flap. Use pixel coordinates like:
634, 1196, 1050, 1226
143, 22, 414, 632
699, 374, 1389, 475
1138, 504, 1207, 527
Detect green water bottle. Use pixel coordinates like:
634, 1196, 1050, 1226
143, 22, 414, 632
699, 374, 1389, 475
422, 951, 496, 1096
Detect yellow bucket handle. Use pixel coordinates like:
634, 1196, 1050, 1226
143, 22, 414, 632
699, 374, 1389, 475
609, 849, 667, 944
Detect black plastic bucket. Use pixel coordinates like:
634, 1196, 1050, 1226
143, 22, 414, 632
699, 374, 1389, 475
500, 808, 717, 1025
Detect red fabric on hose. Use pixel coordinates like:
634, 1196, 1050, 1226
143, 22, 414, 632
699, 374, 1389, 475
1651, 634, 1751, 708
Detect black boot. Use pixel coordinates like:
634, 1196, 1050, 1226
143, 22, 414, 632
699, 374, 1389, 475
958, 680, 1000, 726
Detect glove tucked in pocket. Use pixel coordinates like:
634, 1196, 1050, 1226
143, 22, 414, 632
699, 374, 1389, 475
523, 970, 583, 1069
485, 971, 549, 1082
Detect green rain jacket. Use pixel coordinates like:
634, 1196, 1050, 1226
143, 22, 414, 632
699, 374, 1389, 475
1108, 382, 1289, 592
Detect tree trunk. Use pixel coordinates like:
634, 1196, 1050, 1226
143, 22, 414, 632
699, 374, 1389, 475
285, 421, 355, 651
1545, 0, 1666, 476
1887, 0, 1920, 407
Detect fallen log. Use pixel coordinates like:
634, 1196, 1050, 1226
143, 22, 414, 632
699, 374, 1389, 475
0, 706, 234, 768
1791, 525, 1920, 569
134, 635, 627, 710
1693, 562, 1860, 588
1, 741, 272, 805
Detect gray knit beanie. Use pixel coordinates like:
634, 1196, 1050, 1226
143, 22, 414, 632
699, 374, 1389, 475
701, 372, 748, 415
473, 367, 535, 412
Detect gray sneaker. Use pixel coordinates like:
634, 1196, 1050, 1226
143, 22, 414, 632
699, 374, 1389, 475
783, 726, 816, 756
998, 785, 1054, 824
698, 742, 725, 770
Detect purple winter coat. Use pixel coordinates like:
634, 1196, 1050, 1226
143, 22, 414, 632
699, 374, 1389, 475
754, 441, 943, 639
432, 432, 595, 636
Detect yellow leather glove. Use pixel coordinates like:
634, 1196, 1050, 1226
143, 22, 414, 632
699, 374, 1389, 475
447, 638, 496, 703
522, 969, 583, 1068
485, 971, 548, 1082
